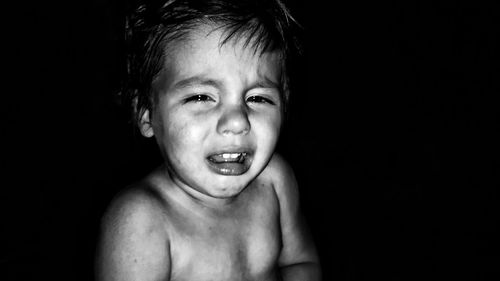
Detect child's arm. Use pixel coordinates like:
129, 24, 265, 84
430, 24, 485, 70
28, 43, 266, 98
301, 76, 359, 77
95, 189, 171, 281
271, 155, 322, 281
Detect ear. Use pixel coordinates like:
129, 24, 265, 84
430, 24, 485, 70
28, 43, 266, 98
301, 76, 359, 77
139, 109, 154, 138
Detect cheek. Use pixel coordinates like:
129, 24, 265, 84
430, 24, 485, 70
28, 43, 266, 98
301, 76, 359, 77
165, 115, 208, 153
162, 124, 199, 171
253, 113, 282, 143
264, 110, 282, 131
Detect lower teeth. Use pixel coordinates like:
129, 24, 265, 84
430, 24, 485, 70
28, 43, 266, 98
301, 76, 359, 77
209, 154, 246, 163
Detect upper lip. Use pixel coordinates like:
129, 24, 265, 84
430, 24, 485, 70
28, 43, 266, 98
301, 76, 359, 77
207, 146, 253, 157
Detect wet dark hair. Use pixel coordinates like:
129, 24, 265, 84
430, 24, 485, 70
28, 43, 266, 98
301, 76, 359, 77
122, 0, 301, 125
120, 0, 300, 124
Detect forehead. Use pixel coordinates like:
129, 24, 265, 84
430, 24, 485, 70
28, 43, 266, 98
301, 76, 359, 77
161, 24, 282, 82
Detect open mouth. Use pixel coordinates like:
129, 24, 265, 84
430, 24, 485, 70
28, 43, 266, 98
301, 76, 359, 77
206, 151, 251, 175
208, 152, 248, 164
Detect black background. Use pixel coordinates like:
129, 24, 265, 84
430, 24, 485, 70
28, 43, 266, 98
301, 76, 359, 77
2, 1, 498, 280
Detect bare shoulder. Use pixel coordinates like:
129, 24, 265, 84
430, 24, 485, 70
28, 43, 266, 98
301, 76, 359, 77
100, 183, 168, 231
264, 156, 321, 276
260, 153, 299, 200
96, 182, 171, 281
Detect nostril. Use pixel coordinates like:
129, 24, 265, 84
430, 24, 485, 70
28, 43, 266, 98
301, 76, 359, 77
223, 127, 249, 135
221, 119, 250, 135
217, 108, 250, 135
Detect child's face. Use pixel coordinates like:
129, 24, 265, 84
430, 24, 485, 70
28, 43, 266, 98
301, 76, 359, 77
143, 25, 283, 200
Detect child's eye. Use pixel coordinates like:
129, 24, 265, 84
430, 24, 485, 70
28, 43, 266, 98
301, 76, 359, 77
246, 96, 276, 105
184, 94, 215, 103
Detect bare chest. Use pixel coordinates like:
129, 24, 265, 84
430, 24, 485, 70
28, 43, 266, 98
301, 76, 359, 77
167, 191, 281, 280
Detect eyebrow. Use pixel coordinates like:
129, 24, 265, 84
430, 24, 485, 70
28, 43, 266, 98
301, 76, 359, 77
171, 75, 280, 91
251, 76, 280, 90
172, 76, 223, 90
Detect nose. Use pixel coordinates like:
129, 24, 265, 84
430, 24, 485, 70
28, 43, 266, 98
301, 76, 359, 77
216, 105, 250, 135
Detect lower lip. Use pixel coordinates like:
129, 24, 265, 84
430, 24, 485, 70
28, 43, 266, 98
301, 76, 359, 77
206, 158, 251, 176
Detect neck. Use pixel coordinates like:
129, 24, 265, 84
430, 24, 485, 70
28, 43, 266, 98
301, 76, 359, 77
153, 165, 241, 213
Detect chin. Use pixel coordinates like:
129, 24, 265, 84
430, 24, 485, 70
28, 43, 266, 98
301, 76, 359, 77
209, 179, 250, 198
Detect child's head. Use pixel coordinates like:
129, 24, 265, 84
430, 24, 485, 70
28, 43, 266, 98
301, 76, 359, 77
122, 0, 300, 199
123, 0, 300, 126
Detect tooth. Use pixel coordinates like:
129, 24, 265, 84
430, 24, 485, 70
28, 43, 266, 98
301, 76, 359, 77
230, 153, 240, 158
222, 153, 231, 159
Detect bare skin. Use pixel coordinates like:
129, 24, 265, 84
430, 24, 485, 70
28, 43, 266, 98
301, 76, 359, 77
96, 24, 320, 281
96, 154, 320, 281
